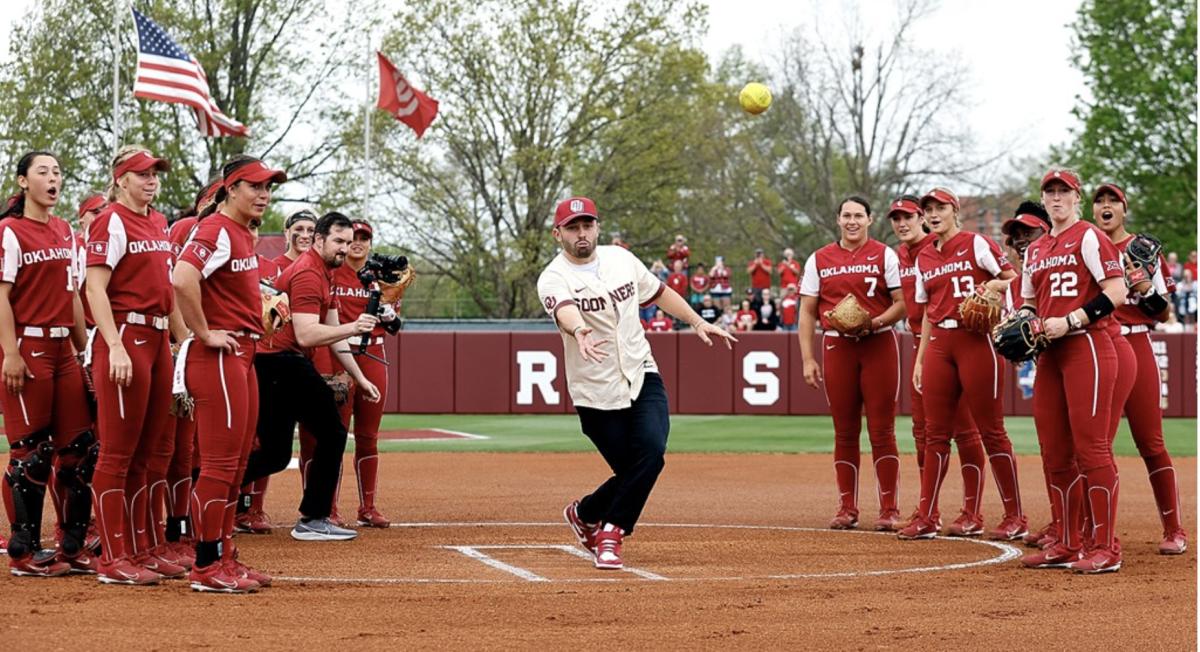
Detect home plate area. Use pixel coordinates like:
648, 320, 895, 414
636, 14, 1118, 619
268, 522, 1019, 585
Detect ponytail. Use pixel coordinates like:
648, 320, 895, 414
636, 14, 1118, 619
199, 155, 258, 219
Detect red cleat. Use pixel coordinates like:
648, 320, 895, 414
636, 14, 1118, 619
563, 501, 599, 553
357, 507, 391, 529
133, 551, 187, 579
946, 511, 984, 537
987, 515, 1029, 541
97, 557, 162, 585
1021, 543, 1082, 569
874, 509, 903, 532
1023, 522, 1053, 548
593, 523, 624, 570
235, 509, 274, 534
1069, 547, 1122, 574
897, 517, 939, 540
10, 549, 71, 577
1159, 529, 1188, 555
58, 550, 99, 574
828, 508, 859, 530
189, 561, 259, 593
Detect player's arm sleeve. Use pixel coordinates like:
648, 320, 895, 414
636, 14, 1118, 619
537, 270, 576, 323
633, 254, 666, 306
1021, 250, 1036, 299
178, 226, 232, 279
914, 260, 928, 304
1081, 229, 1123, 282
0, 226, 21, 284
1150, 266, 1169, 295
86, 212, 128, 269
883, 247, 902, 290
974, 234, 1009, 276
288, 270, 327, 315
799, 253, 820, 296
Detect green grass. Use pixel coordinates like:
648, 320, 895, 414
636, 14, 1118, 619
365, 414, 1197, 457
2, 415, 1191, 457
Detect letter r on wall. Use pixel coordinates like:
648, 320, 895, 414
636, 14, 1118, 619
516, 350, 561, 405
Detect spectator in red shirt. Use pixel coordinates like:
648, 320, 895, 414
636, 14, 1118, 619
1185, 250, 1197, 280
666, 234, 690, 272
779, 283, 799, 331
666, 259, 689, 297
709, 255, 733, 310
646, 309, 674, 332
734, 299, 757, 332
689, 262, 710, 305
747, 247, 773, 298
777, 247, 801, 288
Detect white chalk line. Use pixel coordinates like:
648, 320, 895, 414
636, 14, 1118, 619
445, 544, 668, 581
272, 521, 1022, 586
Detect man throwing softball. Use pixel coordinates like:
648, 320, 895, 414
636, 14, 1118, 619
541, 197, 734, 570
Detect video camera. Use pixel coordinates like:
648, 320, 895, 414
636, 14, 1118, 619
354, 253, 410, 357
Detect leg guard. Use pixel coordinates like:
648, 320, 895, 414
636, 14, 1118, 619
5, 429, 54, 559
55, 430, 98, 557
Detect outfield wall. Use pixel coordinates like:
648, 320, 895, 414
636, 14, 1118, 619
376, 331, 1197, 418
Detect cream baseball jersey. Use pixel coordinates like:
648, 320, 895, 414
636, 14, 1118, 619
914, 231, 1012, 321
538, 245, 664, 410
895, 233, 936, 334
800, 239, 902, 330
1021, 220, 1123, 329
0, 215, 78, 326
177, 213, 263, 334
86, 202, 174, 316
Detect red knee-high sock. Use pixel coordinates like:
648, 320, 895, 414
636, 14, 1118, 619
1084, 465, 1119, 551
872, 452, 899, 513
1145, 453, 1182, 533
1049, 470, 1085, 551
90, 469, 128, 563
169, 476, 192, 521
987, 446, 1023, 518
190, 479, 228, 544
917, 444, 951, 521
221, 485, 239, 560
251, 476, 269, 512
356, 455, 379, 511
147, 477, 169, 548
126, 468, 151, 555
956, 437, 987, 517
833, 444, 859, 514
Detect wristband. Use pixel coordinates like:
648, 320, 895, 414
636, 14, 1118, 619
1138, 291, 1169, 317
1082, 293, 1116, 322
571, 325, 585, 338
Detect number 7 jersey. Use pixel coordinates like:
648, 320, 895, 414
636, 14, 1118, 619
1021, 219, 1122, 329
800, 239, 901, 330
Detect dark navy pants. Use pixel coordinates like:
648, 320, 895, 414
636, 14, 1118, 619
574, 373, 669, 534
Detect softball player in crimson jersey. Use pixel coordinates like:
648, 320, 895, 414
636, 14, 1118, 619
1091, 183, 1187, 555
86, 146, 187, 585
545, 197, 734, 570
799, 196, 906, 532
174, 156, 286, 593
888, 196, 988, 533
901, 187, 1027, 541
1019, 169, 1128, 573
0, 152, 94, 577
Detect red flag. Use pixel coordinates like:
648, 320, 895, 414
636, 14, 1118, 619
376, 52, 439, 138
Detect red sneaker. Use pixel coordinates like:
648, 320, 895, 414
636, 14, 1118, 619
563, 501, 599, 553
230, 559, 272, 588
1159, 529, 1188, 555
133, 551, 187, 579
1036, 523, 1060, 550
1069, 547, 1122, 574
1021, 543, 1082, 569
58, 549, 99, 574
1023, 522, 1052, 548
357, 507, 391, 529
97, 557, 162, 585
10, 549, 71, 577
189, 560, 260, 593
897, 517, 939, 540
874, 509, 902, 532
235, 509, 274, 534
151, 543, 191, 570
329, 507, 350, 529
987, 515, 1029, 541
170, 541, 197, 569
593, 524, 624, 570
828, 508, 859, 530
946, 511, 984, 537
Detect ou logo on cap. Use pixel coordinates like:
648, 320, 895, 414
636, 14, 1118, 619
570, 199, 584, 213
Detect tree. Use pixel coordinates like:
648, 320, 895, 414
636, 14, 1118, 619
0, 0, 374, 217
1067, 0, 1197, 254
764, 0, 990, 248
367, 0, 709, 318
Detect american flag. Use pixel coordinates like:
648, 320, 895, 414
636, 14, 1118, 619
131, 8, 249, 138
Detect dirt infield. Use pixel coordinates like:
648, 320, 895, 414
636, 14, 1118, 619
2, 452, 1195, 649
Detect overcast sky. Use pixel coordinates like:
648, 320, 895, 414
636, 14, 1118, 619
1, 0, 1085, 182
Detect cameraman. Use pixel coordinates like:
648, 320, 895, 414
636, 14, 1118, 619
242, 212, 380, 542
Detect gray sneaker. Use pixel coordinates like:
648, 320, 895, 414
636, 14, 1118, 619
291, 518, 358, 542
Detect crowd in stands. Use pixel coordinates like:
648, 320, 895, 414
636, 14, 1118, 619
633, 234, 1198, 334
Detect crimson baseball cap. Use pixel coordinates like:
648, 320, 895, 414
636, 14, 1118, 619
224, 159, 287, 188
352, 220, 374, 237
1092, 183, 1127, 208
1041, 169, 1081, 192
77, 194, 106, 217
113, 150, 171, 182
886, 196, 922, 218
1001, 214, 1047, 236
920, 187, 959, 211
554, 196, 598, 227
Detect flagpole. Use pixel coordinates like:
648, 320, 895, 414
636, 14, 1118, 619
363, 38, 373, 221
112, 1, 123, 155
